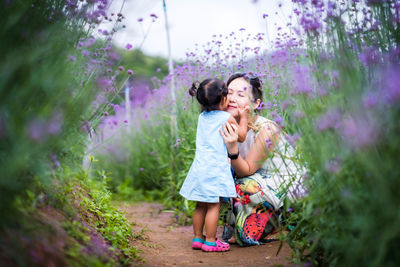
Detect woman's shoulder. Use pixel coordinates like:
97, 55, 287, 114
254, 116, 280, 135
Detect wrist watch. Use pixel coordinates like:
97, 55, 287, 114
228, 150, 239, 160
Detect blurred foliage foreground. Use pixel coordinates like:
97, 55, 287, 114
0, 1, 146, 265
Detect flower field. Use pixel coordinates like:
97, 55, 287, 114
1, 0, 399, 266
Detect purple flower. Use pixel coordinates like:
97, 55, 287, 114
311, 0, 324, 8
113, 104, 121, 112
263, 13, 268, 19
291, 64, 314, 96
256, 102, 265, 110
96, 77, 113, 90
125, 43, 133, 50
140, 168, 144, 171
80, 120, 91, 133
358, 46, 380, 66
273, 113, 283, 124
127, 69, 133, 75
299, 14, 322, 33
108, 52, 120, 61
380, 66, 400, 105
68, 55, 76, 61
315, 109, 341, 132
118, 65, 125, 72
150, 13, 158, 19
81, 50, 90, 57
265, 138, 273, 148
85, 37, 96, 47
286, 133, 301, 147
138, 18, 143, 22
280, 100, 292, 110
362, 92, 379, 108
340, 115, 379, 148
104, 43, 112, 51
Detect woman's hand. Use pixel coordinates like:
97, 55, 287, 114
219, 122, 239, 154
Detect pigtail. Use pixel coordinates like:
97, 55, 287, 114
219, 82, 228, 96
188, 82, 198, 97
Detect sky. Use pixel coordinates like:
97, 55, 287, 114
102, 0, 294, 60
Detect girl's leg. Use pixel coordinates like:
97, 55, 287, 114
204, 202, 221, 243
193, 202, 207, 239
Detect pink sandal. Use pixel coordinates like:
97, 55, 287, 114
192, 238, 205, 249
201, 239, 230, 252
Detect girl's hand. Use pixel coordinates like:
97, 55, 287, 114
238, 105, 250, 118
219, 122, 239, 153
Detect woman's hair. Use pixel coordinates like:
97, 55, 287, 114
188, 78, 228, 112
226, 73, 263, 103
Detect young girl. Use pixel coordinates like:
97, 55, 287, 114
179, 78, 248, 252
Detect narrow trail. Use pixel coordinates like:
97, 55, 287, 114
119, 202, 292, 267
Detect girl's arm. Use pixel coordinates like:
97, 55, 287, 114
219, 122, 281, 177
227, 107, 249, 143
227, 115, 247, 143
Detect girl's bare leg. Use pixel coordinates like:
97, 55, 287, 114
193, 202, 207, 239
204, 202, 221, 243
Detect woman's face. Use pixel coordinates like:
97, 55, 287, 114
227, 78, 253, 118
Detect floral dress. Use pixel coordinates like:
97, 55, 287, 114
221, 116, 307, 246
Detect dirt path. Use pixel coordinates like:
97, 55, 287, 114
119, 202, 292, 267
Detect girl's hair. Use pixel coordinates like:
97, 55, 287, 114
226, 73, 263, 103
189, 78, 228, 112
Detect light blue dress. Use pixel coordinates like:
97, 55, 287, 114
180, 110, 236, 203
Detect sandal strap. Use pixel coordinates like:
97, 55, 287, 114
193, 238, 205, 243
203, 241, 216, 246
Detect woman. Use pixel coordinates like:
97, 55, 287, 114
219, 73, 306, 246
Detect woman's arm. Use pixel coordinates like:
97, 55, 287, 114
220, 122, 281, 177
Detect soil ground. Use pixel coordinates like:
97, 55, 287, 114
119, 202, 293, 267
